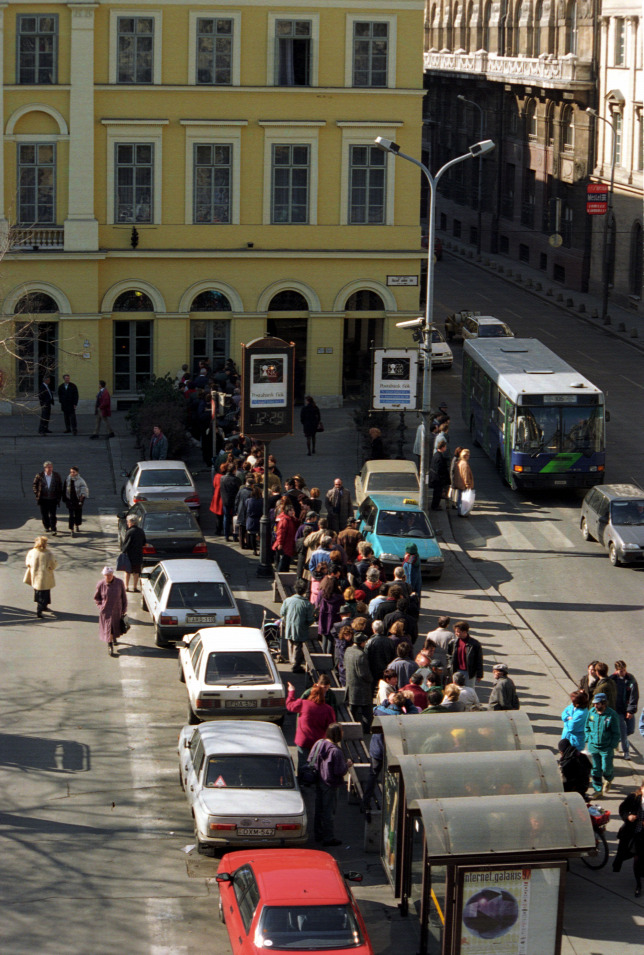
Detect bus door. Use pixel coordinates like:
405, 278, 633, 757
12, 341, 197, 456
503, 397, 515, 485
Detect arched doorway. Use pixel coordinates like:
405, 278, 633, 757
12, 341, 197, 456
14, 292, 59, 396
113, 289, 154, 395
267, 290, 309, 404
342, 289, 385, 399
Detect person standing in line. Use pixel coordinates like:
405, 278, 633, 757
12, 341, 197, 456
220, 464, 241, 542
273, 504, 299, 572
310, 723, 351, 847
453, 448, 475, 516
560, 689, 590, 751
280, 578, 317, 673
148, 425, 168, 460
578, 660, 599, 700
62, 465, 89, 537
592, 661, 617, 709
91, 380, 115, 439
285, 682, 336, 775
324, 478, 353, 533
24, 536, 57, 618
32, 461, 63, 535
37, 374, 55, 435
57, 374, 79, 434
120, 515, 147, 592
611, 661, 639, 760
402, 543, 422, 600
584, 692, 621, 796
488, 663, 520, 710
234, 476, 255, 549
337, 516, 363, 564
368, 427, 388, 460
557, 739, 592, 797
612, 781, 644, 897
448, 446, 463, 509
94, 566, 127, 657
244, 484, 263, 556
450, 620, 484, 688
428, 440, 450, 511
300, 395, 321, 456
344, 631, 374, 734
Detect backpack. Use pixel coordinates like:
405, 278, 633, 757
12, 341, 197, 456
298, 738, 324, 787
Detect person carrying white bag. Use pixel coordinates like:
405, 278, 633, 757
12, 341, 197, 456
453, 448, 475, 517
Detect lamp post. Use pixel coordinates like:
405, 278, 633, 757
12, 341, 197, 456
375, 136, 495, 512
457, 95, 484, 255
586, 107, 617, 322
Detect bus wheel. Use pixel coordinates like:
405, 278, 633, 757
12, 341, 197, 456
469, 417, 480, 447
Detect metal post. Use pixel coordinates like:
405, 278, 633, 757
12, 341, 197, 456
257, 439, 273, 578
587, 108, 617, 323
458, 95, 484, 255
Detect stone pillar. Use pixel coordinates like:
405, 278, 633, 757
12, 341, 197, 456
64, 3, 99, 251
0, 5, 9, 246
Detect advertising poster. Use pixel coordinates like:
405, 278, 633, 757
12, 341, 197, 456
459, 867, 560, 955
249, 354, 287, 408
372, 349, 418, 410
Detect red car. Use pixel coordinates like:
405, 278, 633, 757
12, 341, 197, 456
216, 848, 374, 954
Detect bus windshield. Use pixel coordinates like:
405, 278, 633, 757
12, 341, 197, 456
514, 406, 603, 454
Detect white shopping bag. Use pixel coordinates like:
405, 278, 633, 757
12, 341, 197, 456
460, 488, 475, 515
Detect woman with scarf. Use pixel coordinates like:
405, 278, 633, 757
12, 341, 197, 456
62, 466, 89, 537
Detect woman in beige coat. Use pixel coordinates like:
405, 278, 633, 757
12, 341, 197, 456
24, 536, 57, 617
453, 448, 475, 516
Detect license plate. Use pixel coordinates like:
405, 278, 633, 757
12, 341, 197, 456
238, 828, 274, 837
186, 614, 216, 624
227, 699, 257, 708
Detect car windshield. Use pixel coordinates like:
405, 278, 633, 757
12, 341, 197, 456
143, 513, 198, 532
431, 329, 446, 343
256, 904, 363, 951
167, 582, 233, 610
478, 323, 511, 337
204, 755, 294, 789
367, 473, 418, 493
514, 406, 604, 454
611, 501, 644, 526
375, 509, 432, 538
205, 651, 273, 685
138, 469, 192, 488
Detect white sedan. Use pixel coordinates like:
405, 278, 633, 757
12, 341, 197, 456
178, 721, 307, 853
121, 460, 200, 513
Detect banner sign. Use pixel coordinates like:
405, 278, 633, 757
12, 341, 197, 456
586, 183, 608, 215
372, 348, 418, 410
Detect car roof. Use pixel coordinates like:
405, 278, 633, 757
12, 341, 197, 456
594, 484, 644, 501
190, 627, 267, 650
132, 501, 193, 514
135, 460, 190, 471
474, 316, 508, 325
193, 721, 289, 756
366, 494, 424, 511
362, 460, 418, 476
152, 559, 226, 582
218, 849, 348, 903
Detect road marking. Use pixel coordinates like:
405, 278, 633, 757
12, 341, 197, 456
539, 328, 557, 339
622, 376, 644, 391
539, 520, 577, 549
577, 351, 599, 363
506, 309, 522, 319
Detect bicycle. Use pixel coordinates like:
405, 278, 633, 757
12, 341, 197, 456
581, 802, 611, 870
261, 609, 283, 659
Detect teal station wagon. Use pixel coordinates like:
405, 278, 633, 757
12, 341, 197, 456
357, 494, 444, 579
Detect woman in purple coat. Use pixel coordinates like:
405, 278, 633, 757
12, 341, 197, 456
317, 568, 343, 654
94, 566, 127, 656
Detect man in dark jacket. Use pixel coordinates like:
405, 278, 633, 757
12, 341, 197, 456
220, 465, 241, 541
488, 663, 520, 710
38, 375, 55, 435
344, 633, 373, 733
611, 660, 639, 760
365, 623, 397, 690
57, 374, 79, 434
32, 460, 63, 534
382, 596, 418, 644
428, 441, 450, 510
450, 620, 484, 687
372, 585, 403, 622
233, 476, 254, 547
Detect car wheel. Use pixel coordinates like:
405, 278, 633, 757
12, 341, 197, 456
155, 626, 170, 649
581, 518, 593, 542
193, 817, 212, 855
608, 542, 621, 567
218, 896, 226, 924
178, 660, 186, 683
120, 486, 128, 506
188, 704, 201, 725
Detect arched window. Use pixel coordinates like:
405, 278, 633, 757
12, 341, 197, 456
534, 1, 543, 55
629, 222, 643, 298
565, 1, 577, 55
525, 99, 538, 139
190, 290, 232, 311
268, 290, 308, 310
14, 292, 59, 313
561, 106, 574, 151
113, 290, 154, 311
345, 290, 385, 311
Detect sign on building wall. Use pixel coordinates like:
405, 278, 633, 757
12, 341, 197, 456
586, 183, 608, 215
372, 348, 418, 410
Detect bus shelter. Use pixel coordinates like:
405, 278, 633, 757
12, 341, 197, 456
408, 792, 594, 955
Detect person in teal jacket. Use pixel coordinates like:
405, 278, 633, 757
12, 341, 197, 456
584, 692, 621, 795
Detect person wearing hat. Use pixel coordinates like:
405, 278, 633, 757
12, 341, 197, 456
94, 566, 127, 657
403, 542, 422, 595
488, 663, 520, 711
344, 630, 373, 734
585, 691, 621, 795
337, 515, 363, 563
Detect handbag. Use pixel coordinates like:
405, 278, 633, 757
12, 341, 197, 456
119, 614, 131, 635
116, 552, 132, 573
316, 420, 325, 433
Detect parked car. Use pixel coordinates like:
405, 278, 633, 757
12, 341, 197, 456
354, 460, 419, 507
216, 849, 374, 955
178, 627, 286, 725
140, 558, 240, 647
430, 325, 453, 368
178, 722, 307, 853
357, 493, 444, 579
118, 503, 207, 568
444, 310, 514, 342
121, 460, 200, 513
580, 484, 644, 566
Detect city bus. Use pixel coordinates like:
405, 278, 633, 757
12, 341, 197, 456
462, 338, 606, 489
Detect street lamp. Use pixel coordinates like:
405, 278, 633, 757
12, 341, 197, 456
586, 107, 617, 322
375, 136, 495, 511
457, 95, 484, 255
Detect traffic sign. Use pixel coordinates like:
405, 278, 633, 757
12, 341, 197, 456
586, 183, 608, 215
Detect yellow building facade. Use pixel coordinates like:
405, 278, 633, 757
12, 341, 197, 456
0, 0, 425, 411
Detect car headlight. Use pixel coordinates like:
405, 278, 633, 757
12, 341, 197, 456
425, 555, 444, 562
380, 553, 399, 562
622, 543, 639, 550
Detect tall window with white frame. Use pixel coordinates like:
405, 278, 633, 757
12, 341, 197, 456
612, 111, 623, 166
349, 146, 386, 224
194, 144, 232, 223
117, 17, 154, 84
352, 21, 389, 87
271, 145, 309, 223
115, 144, 154, 223
17, 14, 58, 84
196, 18, 233, 84
275, 20, 311, 86
17, 144, 56, 225
614, 18, 626, 66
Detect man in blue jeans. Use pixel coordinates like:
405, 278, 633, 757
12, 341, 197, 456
610, 660, 639, 760
312, 724, 352, 847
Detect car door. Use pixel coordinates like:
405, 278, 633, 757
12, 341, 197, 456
232, 866, 261, 952
149, 568, 168, 623
126, 466, 140, 504
184, 635, 204, 707
182, 730, 205, 807
359, 499, 377, 547
583, 489, 600, 539
596, 495, 611, 547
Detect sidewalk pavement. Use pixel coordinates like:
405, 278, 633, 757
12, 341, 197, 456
440, 236, 644, 354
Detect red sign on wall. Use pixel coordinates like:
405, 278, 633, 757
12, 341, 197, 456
586, 183, 608, 215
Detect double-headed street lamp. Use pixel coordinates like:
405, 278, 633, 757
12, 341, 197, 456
457, 95, 484, 255
375, 136, 495, 512
586, 107, 617, 323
